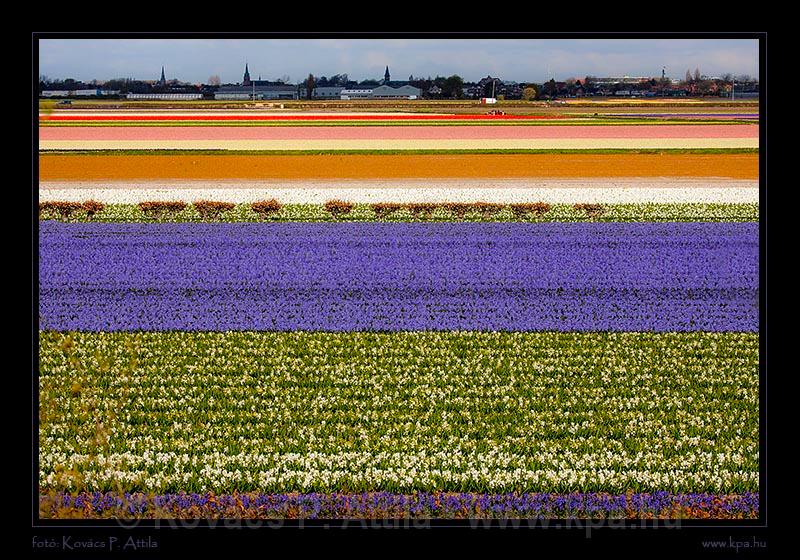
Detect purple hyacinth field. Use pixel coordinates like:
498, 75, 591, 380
39, 222, 758, 332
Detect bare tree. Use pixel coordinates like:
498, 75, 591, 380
306, 74, 315, 100
685, 69, 692, 83
207, 75, 221, 86
694, 68, 701, 82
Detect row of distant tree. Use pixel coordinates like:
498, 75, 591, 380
38, 76, 208, 95
39, 70, 759, 99
301, 74, 465, 99
531, 71, 759, 100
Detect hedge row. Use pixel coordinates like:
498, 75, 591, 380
38, 202, 758, 223
40, 200, 589, 220
39, 200, 106, 220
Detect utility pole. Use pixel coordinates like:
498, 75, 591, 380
491, 78, 496, 99
731, 77, 735, 101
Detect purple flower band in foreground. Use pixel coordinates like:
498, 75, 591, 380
39, 222, 759, 332
40, 491, 759, 519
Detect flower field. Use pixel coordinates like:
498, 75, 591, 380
40, 491, 759, 520
39, 123, 758, 151
37, 108, 758, 126
37, 107, 760, 519
39, 332, 757, 494
38, 153, 759, 180
40, 222, 757, 332
40, 124, 758, 140
37, 201, 760, 220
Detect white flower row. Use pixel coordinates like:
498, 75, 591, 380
38, 184, 760, 204
39, 451, 758, 493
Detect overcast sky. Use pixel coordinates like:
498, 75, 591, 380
38, 38, 759, 84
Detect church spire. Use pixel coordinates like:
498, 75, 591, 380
243, 62, 251, 86
159, 66, 166, 85
384, 65, 390, 84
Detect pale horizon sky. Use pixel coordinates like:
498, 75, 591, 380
38, 38, 760, 84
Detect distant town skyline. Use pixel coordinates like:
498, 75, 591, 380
39, 38, 760, 84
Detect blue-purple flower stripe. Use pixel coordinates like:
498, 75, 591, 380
41, 491, 759, 519
39, 222, 758, 332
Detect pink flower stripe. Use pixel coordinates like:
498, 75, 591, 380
40, 124, 758, 141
